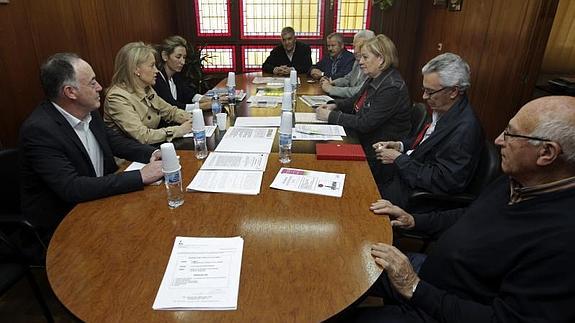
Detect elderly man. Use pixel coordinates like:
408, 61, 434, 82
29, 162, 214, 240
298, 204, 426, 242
262, 26, 312, 75
309, 32, 355, 80
19, 53, 164, 237
320, 30, 375, 98
356, 96, 575, 322
373, 53, 483, 209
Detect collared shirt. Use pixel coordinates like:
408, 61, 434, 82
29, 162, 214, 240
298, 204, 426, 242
158, 71, 179, 100
405, 111, 441, 155
509, 175, 575, 205
52, 102, 104, 177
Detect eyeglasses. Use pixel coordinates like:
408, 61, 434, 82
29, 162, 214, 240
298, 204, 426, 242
422, 87, 450, 96
502, 131, 552, 142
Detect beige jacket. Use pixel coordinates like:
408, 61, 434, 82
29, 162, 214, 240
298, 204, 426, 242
104, 85, 191, 144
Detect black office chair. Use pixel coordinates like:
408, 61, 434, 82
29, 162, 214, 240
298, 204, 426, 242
408, 102, 430, 139
0, 148, 47, 257
397, 141, 502, 252
0, 231, 54, 322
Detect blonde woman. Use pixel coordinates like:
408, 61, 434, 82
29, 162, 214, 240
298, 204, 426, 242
104, 42, 192, 144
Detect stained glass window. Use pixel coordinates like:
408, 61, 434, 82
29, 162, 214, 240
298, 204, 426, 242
200, 46, 235, 72
195, 0, 231, 36
335, 0, 371, 35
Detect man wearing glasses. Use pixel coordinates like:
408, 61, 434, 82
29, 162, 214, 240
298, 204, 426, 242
372, 53, 483, 209
360, 96, 575, 322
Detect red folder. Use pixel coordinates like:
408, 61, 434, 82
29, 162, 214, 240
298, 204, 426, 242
316, 143, 366, 161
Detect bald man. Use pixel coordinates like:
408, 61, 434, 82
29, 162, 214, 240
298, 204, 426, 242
357, 96, 575, 322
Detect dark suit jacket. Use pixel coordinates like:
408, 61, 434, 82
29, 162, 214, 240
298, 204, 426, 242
328, 67, 412, 180
19, 101, 156, 234
153, 69, 198, 110
381, 96, 484, 208
262, 41, 312, 74
312, 48, 355, 80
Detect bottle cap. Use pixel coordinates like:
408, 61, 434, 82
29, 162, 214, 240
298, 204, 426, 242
192, 109, 205, 131
160, 142, 180, 173
280, 111, 293, 134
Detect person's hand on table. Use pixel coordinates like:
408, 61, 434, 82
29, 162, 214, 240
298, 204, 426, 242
150, 149, 162, 162
370, 199, 415, 229
178, 120, 193, 136
315, 106, 332, 121
310, 68, 323, 80
371, 243, 420, 299
140, 160, 163, 185
373, 141, 402, 164
273, 65, 291, 76
199, 100, 212, 110
321, 81, 334, 93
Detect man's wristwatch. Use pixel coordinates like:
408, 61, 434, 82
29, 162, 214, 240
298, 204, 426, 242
165, 129, 174, 142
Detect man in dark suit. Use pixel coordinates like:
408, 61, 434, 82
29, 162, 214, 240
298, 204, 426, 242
262, 26, 312, 75
372, 53, 483, 209
19, 53, 164, 238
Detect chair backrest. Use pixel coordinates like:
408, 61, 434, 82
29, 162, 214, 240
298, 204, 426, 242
409, 102, 429, 139
466, 140, 502, 196
0, 149, 20, 214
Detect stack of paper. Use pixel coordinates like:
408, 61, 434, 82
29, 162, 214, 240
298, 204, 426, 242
215, 127, 277, 153
152, 236, 244, 311
206, 88, 247, 102
270, 167, 346, 197
292, 124, 346, 141
252, 76, 300, 85
299, 95, 334, 108
234, 117, 281, 127
246, 95, 283, 108
186, 152, 268, 195
295, 112, 328, 124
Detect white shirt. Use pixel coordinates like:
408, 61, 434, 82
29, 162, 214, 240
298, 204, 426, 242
52, 102, 104, 177
160, 71, 203, 103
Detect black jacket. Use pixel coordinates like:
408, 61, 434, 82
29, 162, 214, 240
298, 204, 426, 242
262, 41, 312, 74
19, 101, 155, 234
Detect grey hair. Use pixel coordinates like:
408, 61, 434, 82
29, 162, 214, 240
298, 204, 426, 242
327, 32, 345, 45
422, 52, 471, 91
40, 53, 80, 100
354, 30, 375, 41
529, 114, 575, 165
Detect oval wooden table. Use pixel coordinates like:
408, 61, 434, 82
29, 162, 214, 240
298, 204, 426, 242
47, 152, 391, 322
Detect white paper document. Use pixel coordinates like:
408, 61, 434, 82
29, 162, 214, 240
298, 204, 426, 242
291, 132, 343, 141
215, 127, 277, 153
246, 95, 283, 108
299, 95, 334, 107
183, 125, 217, 138
295, 112, 328, 124
294, 124, 347, 136
206, 88, 247, 102
234, 116, 281, 127
252, 76, 300, 85
201, 152, 269, 171
270, 167, 346, 197
152, 236, 244, 311
187, 170, 263, 195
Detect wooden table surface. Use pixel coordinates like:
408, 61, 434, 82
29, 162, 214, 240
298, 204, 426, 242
47, 152, 391, 322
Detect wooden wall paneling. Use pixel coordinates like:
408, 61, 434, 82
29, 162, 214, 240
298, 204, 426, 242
0, 0, 46, 149
0, 0, 177, 148
371, 0, 421, 97
409, 0, 559, 140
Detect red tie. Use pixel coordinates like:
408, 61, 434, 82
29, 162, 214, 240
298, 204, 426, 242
354, 89, 368, 113
411, 123, 431, 149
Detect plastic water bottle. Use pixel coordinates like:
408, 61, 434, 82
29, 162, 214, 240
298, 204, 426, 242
290, 69, 298, 108
192, 109, 208, 159
211, 94, 222, 127
227, 85, 236, 106
279, 111, 293, 164
160, 143, 184, 209
164, 169, 184, 208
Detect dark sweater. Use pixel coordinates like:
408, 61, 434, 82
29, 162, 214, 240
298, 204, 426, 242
411, 176, 575, 323
262, 41, 312, 74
